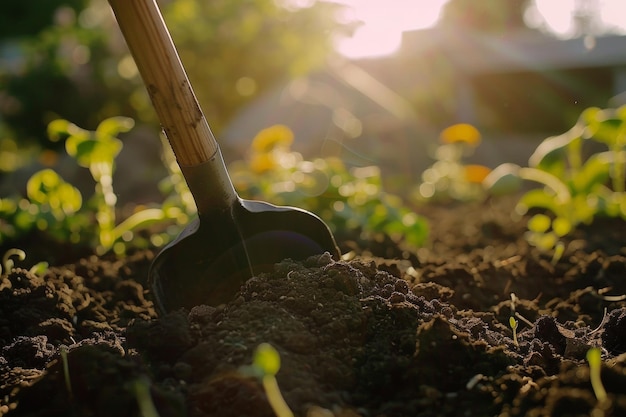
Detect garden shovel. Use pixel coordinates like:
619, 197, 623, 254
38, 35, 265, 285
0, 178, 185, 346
108, 0, 340, 313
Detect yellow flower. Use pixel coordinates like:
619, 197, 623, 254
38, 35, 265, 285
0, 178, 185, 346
464, 164, 491, 183
250, 153, 276, 174
251, 125, 294, 153
440, 123, 481, 146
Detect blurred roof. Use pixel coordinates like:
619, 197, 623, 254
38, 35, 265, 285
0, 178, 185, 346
400, 27, 626, 73
220, 28, 626, 175
220, 61, 427, 160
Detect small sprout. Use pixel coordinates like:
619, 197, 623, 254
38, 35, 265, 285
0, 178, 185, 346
1, 248, 26, 275
586, 348, 608, 405
29, 262, 49, 276
60, 346, 72, 399
509, 316, 519, 347
0, 249, 48, 277
482, 163, 524, 196
130, 376, 161, 417
253, 343, 294, 417
510, 292, 518, 312
465, 373, 484, 390
509, 294, 520, 347
551, 241, 565, 265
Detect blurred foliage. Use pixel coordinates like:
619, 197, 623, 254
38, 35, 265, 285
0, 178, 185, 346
231, 125, 429, 249
413, 123, 491, 203
1, 1, 116, 148
472, 68, 614, 134
0, 0, 88, 38
0, 117, 192, 255
0, 0, 353, 161
1, 120, 430, 259
163, 0, 353, 134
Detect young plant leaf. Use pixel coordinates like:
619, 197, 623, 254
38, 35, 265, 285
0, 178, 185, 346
517, 189, 560, 216
96, 116, 135, 138
253, 343, 281, 377
527, 214, 551, 233
551, 217, 572, 237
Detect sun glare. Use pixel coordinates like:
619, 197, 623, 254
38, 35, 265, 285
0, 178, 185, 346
335, 0, 447, 59
528, 0, 577, 37
333, 0, 626, 59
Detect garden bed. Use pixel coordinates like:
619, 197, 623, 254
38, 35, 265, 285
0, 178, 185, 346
1, 196, 626, 417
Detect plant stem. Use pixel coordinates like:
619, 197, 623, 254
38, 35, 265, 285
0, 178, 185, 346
612, 125, 626, 193
91, 162, 117, 253
1, 248, 26, 275
131, 376, 161, 417
111, 208, 168, 242
60, 347, 73, 399
586, 348, 608, 404
262, 375, 294, 417
518, 167, 571, 204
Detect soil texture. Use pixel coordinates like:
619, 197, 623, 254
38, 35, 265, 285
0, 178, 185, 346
1, 197, 626, 417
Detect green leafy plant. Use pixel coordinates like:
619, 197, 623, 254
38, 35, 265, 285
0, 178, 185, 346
0, 168, 87, 248
484, 106, 626, 258
230, 125, 429, 249
0, 117, 191, 255
414, 123, 491, 203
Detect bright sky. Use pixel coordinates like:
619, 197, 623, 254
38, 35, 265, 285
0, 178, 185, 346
334, 0, 626, 59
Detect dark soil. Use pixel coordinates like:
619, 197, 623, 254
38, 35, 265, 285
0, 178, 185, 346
2, 197, 626, 417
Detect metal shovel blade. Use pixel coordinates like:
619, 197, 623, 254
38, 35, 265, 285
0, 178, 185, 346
150, 199, 339, 313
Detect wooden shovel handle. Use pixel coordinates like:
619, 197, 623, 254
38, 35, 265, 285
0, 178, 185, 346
108, 0, 217, 166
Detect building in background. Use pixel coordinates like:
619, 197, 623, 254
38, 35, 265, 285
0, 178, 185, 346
222, 27, 626, 179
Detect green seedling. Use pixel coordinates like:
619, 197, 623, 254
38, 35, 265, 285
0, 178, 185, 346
230, 125, 428, 249
586, 347, 608, 405
130, 376, 161, 417
509, 293, 519, 348
48, 117, 167, 254
48, 117, 129, 252
1, 248, 25, 276
0, 168, 86, 248
0, 248, 48, 276
251, 343, 294, 417
509, 316, 519, 348
59, 346, 73, 399
0, 117, 193, 256
485, 106, 626, 260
